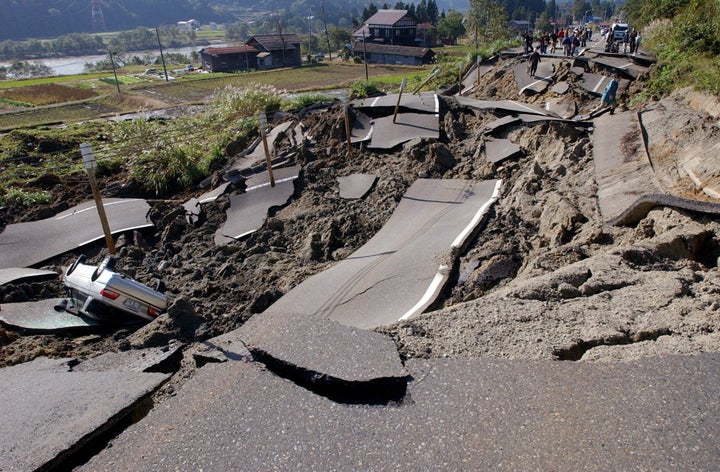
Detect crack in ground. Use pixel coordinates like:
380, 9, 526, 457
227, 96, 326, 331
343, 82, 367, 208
553, 327, 674, 361
249, 347, 410, 406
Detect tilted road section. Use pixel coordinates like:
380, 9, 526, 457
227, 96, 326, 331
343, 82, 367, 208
265, 178, 502, 329
0, 198, 152, 269
593, 111, 720, 225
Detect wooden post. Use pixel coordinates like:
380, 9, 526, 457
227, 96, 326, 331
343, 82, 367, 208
476, 55, 481, 87
258, 112, 276, 187
342, 93, 352, 157
80, 144, 116, 254
458, 62, 464, 89
412, 68, 441, 95
393, 78, 407, 124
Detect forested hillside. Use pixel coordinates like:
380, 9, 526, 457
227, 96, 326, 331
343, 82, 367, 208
1, 0, 242, 40
0, 0, 469, 42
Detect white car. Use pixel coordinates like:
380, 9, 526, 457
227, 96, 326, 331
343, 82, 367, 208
63, 255, 167, 323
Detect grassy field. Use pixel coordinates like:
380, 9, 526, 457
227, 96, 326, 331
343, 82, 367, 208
0, 72, 114, 89
0, 61, 433, 130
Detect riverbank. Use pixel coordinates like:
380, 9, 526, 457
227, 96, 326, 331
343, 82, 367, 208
0, 43, 226, 77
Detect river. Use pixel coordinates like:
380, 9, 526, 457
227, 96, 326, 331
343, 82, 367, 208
0, 44, 227, 76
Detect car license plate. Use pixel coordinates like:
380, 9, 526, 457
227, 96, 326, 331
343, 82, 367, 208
123, 298, 142, 312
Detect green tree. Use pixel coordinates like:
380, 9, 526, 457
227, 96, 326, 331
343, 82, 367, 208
437, 10, 466, 40
545, 0, 560, 25
328, 26, 352, 50
572, 0, 593, 24
466, 0, 510, 48
226, 22, 249, 40
417, 0, 428, 23
362, 4, 378, 21
535, 11, 551, 32
427, 0, 440, 25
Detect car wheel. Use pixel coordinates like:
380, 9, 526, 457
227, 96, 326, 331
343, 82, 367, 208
92, 256, 117, 282
66, 254, 87, 276
154, 279, 166, 293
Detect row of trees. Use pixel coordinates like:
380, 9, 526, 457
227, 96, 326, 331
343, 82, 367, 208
83, 52, 200, 73
0, 34, 106, 61
0, 61, 53, 80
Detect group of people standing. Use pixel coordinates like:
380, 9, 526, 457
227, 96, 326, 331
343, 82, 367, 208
625, 28, 641, 54
605, 26, 642, 55
524, 27, 592, 59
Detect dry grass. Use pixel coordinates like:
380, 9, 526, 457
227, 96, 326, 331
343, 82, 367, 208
0, 83, 98, 106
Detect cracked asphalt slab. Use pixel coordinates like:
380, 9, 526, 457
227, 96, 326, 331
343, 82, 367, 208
0, 357, 168, 471
593, 111, 720, 225
0, 198, 152, 269
234, 310, 408, 401
0, 267, 56, 286
338, 173, 377, 200
214, 165, 301, 244
0, 298, 102, 331
263, 178, 501, 329
78, 353, 720, 471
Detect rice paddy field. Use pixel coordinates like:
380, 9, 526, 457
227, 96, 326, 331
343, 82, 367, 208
0, 61, 428, 131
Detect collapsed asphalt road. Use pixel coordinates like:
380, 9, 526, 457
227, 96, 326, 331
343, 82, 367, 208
3, 43, 720, 469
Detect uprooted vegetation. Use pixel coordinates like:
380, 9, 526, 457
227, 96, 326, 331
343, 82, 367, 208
2, 54, 720, 372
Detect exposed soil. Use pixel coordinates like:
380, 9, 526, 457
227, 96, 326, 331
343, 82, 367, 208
2, 55, 720, 390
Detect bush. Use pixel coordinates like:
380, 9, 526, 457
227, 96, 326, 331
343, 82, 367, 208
639, 4, 720, 96
212, 83, 284, 121
282, 93, 331, 111
0, 187, 52, 207
130, 144, 204, 196
349, 80, 380, 99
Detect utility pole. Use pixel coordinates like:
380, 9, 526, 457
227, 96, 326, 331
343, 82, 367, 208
156, 27, 169, 82
321, 4, 332, 60
342, 94, 352, 156
412, 68, 441, 95
108, 50, 121, 94
362, 30, 369, 80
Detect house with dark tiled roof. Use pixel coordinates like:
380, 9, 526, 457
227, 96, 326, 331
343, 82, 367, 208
351, 10, 435, 65
200, 34, 302, 73
200, 45, 259, 72
352, 10, 418, 46
246, 34, 302, 70
352, 42, 435, 66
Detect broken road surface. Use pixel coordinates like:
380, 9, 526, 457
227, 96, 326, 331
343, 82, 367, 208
0, 198, 152, 269
264, 178, 501, 329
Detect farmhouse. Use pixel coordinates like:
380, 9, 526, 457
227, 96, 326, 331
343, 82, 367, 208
200, 34, 302, 73
200, 45, 259, 72
353, 10, 418, 46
